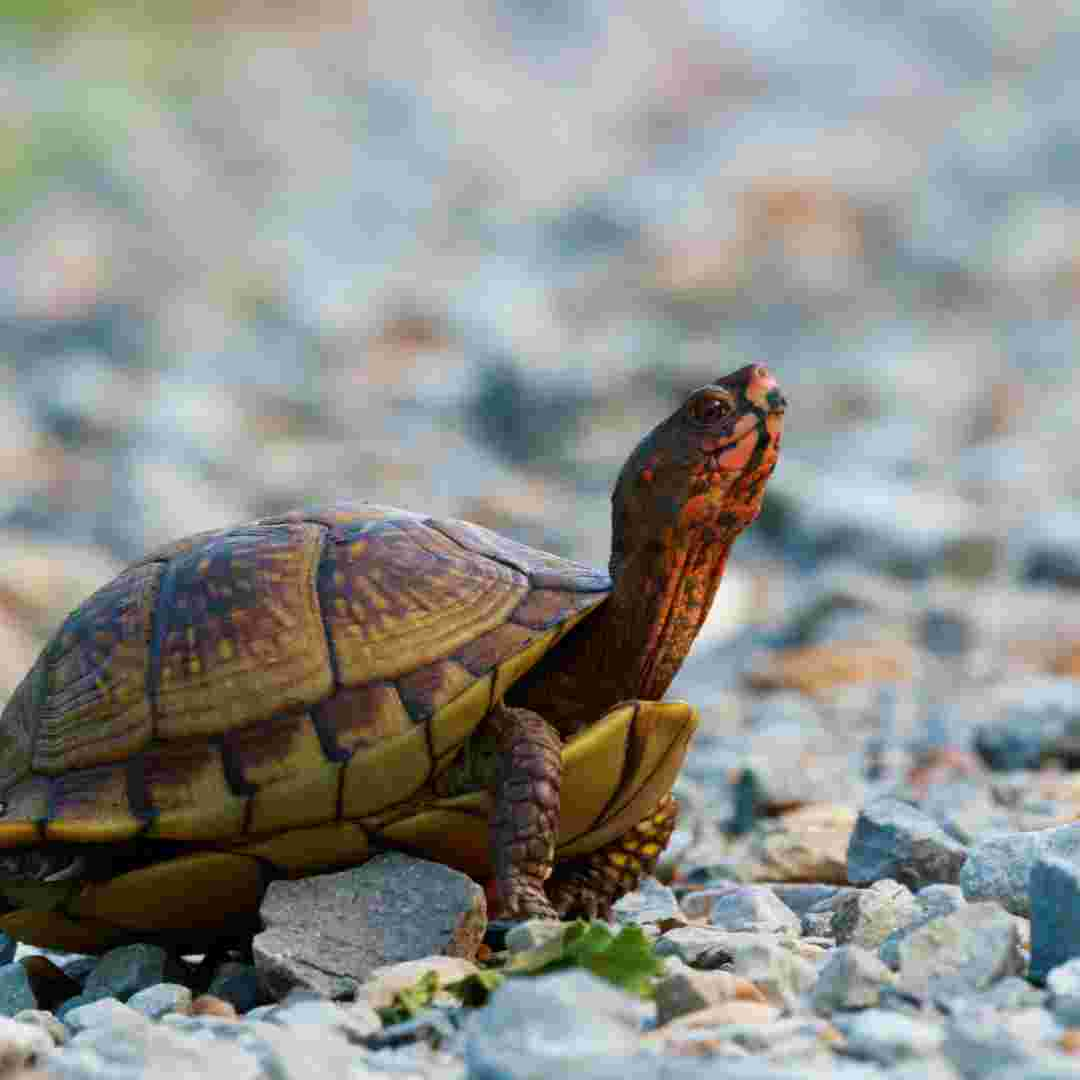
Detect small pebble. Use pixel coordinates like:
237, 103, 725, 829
0, 963, 36, 1018
0, 1014, 53, 1071
63, 996, 144, 1034
191, 994, 238, 1019
127, 983, 194, 1020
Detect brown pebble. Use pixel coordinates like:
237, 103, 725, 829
1062, 1029, 1080, 1054
17, 957, 80, 1012
191, 995, 238, 1019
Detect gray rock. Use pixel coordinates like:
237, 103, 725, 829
262, 997, 380, 1039
0, 1015, 54, 1072
465, 970, 642, 1076
658, 930, 817, 1008
62, 996, 145, 1034
82, 944, 169, 1003
59, 957, 97, 985
1047, 957, 1080, 1025
889, 1057, 970, 1080
880, 885, 967, 969
679, 886, 736, 921
847, 798, 968, 889
944, 1008, 1068, 1079
895, 903, 1025, 998
714, 1016, 834, 1062
810, 945, 896, 1013
986, 1067, 1080, 1079
254, 853, 486, 1000
611, 876, 681, 926
800, 884, 864, 938
832, 879, 920, 949
207, 962, 262, 1014
1025, 513, 1080, 589
243, 1005, 277, 1021
127, 982, 193, 1020
504, 919, 566, 954
802, 909, 836, 938
974, 678, 1080, 770
655, 968, 763, 1026
653, 926, 739, 968
697, 886, 801, 934
49, 1013, 262, 1079
0, 963, 35, 1017
950, 976, 1049, 1015
961, 822, 1080, 917
248, 1023, 413, 1080
55, 992, 109, 1021
13, 1008, 69, 1045
771, 884, 852, 917
836, 1008, 945, 1065
1031, 855, 1080, 982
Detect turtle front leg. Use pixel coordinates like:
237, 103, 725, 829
488, 702, 562, 921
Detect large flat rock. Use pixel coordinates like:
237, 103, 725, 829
254, 853, 487, 1001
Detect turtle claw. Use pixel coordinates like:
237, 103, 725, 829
496, 882, 560, 923
549, 871, 615, 922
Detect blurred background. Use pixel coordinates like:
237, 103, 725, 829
2, 0, 1080, 710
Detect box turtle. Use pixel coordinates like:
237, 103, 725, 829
0, 364, 785, 952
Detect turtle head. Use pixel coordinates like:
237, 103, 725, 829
610, 363, 785, 578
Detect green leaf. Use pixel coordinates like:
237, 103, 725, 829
445, 969, 504, 1007
503, 920, 665, 998
377, 969, 441, 1026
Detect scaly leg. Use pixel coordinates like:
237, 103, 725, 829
488, 703, 562, 920
547, 794, 678, 919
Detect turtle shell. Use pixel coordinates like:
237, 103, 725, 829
0, 504, 611, 849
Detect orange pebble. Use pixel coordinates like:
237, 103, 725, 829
191, 994, 238, 1019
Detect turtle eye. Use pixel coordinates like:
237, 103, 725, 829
689, 391, 735, 425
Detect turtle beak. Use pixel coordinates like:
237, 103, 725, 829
741, 364, 786, 416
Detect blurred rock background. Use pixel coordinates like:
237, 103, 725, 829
2, 0, 1080, 761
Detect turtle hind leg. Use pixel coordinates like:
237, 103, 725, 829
547, 794, 678, 920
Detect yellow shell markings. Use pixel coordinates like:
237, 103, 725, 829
0, 511, 613, 876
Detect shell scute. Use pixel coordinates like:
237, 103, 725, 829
510, 587, 603, 630
254, 503, 423, 541
0, 655, 48, 792
137, 741, 246, 840
32, 562, 162, 776
311, 683, 413, 759
452, 622, 539, 677
427, 517, 610, 593
45, 762, 139, 843
317, 515, 529, 686
396, 659, 476, 723
151, 521, 332, 738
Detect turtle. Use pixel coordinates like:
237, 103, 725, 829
0, 363, 785, 953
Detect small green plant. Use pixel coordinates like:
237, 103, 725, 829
378, 920, 666, 1025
